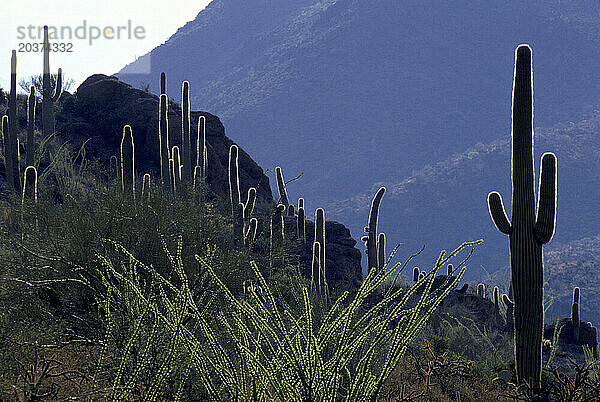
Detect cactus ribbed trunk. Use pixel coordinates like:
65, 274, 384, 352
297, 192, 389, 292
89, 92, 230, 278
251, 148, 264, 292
275, 167, 289, 206
181, 82, 192, 182
197, 116, 207, 181
366, 187, 385, 272
42, 26, 62, 138
26, 86, 36, 168
8, 51, 21, 193
159, 94, 171, 190
314, 208, 326, 292
487, 45, 557, 389
229, 145, 240, 216
120, 126, 135, 200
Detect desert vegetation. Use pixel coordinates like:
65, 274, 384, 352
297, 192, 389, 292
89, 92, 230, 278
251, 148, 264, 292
0, 28, 599, 401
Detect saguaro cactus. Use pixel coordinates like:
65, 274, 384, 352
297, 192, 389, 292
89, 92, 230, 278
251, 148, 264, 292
42, 26, 63, 137
493, 286, 500, 310
311, 242, 321, 291
364, 187, 386, 272
160, 72, 166, 95
22, 166, 37, 203
181, 81, 192, 182
447, 264, 454, 276
197, 115, 207, 181
314, 208, 326, 288
159, 94, 171, 189
141, 173, 151, 202
487, 45, 557, 388
275, 166, 289, 206
572, 287, 580, 342
413, 267, 420, 283
297, 207, 306, 244
172, 146, 182, 187
7, 50, 21, 193
233, 202, 245, 245
26, 86, 36, 168
228, 145, 240, 215
245, 217, 258, 248
270, 204, 286, 272
120, 126, 135, 200
287, 205, 295, 217
477, 283, 486, 298
298, 198, 304, 210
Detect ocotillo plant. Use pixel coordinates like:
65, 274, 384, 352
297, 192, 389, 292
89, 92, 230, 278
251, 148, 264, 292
7, 50, 21, 193
364, 187, 386, 272
120, 126, 135, 200
572, 287, 580, 342
487, 45, 556, 388
181, 81, 192, 181
297, 206, 306, 244
141, 173, 151, 203
275, 166, 289, 206
228, 145, 240, 216
42, 26, 63, 137
244, 187, 257, 219
413, 267, 420, 283
314, 208, 326, 290
477, 283, 486, 298
26, 86, 36, 168
377, 232, 386, 273
159, 94, 171, 190
197, 115, 207, 181
270, 204, 286, 273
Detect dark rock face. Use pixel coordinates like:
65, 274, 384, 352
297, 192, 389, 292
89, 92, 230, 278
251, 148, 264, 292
544, 318, 598, 355
283, 215, 363, 292
54, 74, 363, 292
57, 74, 272, 203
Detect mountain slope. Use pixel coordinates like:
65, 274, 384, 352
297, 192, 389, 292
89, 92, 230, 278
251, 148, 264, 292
117, 1, 600, 210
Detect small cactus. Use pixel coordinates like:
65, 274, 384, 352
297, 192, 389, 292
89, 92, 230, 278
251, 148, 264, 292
275, 166, 289, 206
377, 232, 386, 272
159, 94, 171, 190
181, 81, 192, 182
493, 286, 500, 310
110, 155, 119, 181
120, 126, 135, 200
297, 207, 306, 244
314, 208, 326, 289
229, 145, 240, 216
22, 166, 37, 203
311, 241, 321, 291
172, 146, 182, 187
365, 187, 386, 272
298, 198, 304, 210
270, 204, 286, 272
42, 26, 63, 138
196, 115, 207, 182
413, 267, 420, 283
287, 204, 295, 217
447, 264, 453, 276
572, 287, 580, 342
477, 283, 486, 299
26, 86, 36, 168
141, 173, 151, 202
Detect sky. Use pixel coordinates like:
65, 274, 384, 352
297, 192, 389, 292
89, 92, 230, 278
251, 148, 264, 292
0, 0, 212, 92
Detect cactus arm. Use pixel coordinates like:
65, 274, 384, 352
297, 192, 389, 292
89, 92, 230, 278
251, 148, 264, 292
488, 192, 512, 234
502, 294, 514, 308
52, 68, 63, 102
377, 232, 386, 272
228, 145, 240, 215
534, 152, 557, 244
160, 72, 166, 95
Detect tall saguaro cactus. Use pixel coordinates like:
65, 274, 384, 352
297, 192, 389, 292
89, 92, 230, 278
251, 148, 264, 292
159, 94, 171, 190
314, 208, 326, 289
181, 81, 192, 182
197, 115, 207, 182
120, 126, 135, 200
270, 204, 286, 272
487, 45, 557, 388
7, 50, 21, 193
42, 26, 63, 137
572, 287, 580, 342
